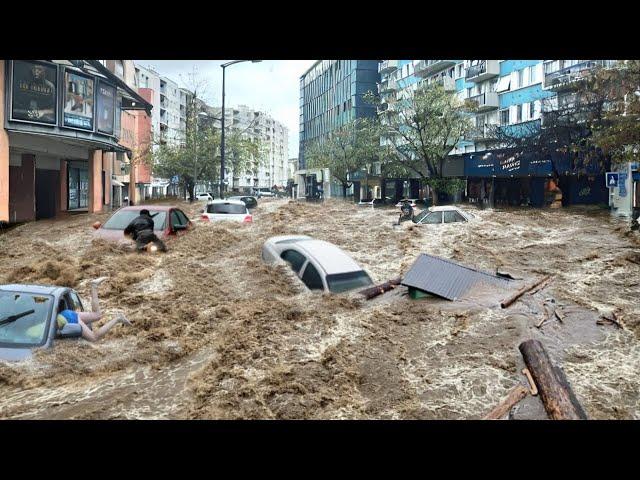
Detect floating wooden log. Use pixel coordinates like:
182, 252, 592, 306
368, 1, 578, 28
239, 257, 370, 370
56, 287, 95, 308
359, 277, 402, 300
518, 339, 588, 420
500, 275, 552, 309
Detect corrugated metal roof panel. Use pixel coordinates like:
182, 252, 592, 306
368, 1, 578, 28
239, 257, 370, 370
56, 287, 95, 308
401, 254, 512, 301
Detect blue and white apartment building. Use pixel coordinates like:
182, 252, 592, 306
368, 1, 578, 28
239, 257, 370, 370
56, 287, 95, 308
378, 59, 636, 212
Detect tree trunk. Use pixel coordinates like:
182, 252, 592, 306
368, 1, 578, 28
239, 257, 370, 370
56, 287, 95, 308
430, 186, 438, 206
342, 183, 347, 199
518, 339, 588, 420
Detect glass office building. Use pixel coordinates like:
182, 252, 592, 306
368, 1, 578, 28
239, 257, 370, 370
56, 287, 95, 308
298, 60, 380, 170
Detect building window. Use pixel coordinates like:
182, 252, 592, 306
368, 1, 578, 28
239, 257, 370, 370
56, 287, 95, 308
528, 66, 536, 85
529, 101, 536, 119
516, 104, 522, 123
517, 69, 524, 88
500, 109, 510, 126
115, 60, 124, 78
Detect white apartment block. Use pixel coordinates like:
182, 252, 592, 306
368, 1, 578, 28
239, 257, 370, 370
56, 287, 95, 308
135, 64, 189, 147
211, 105, 289, 191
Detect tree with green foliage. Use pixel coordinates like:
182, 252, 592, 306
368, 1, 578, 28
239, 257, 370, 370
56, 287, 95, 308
365, 82, 476, 205
305, 118, 381, 198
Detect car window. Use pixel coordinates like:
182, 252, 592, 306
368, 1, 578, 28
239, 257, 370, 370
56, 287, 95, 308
444, 210, 466, 223
170, 210, 182, 228
301, 262, 324, 290
0, 292, 53, 347
68, 291, 83, 311
175, 209, 189, 225
420, 211, 443, 224
102, 210, 167, 231
326, 271, 373, 293
280, 250, 307, 274
206, 203, 246, 214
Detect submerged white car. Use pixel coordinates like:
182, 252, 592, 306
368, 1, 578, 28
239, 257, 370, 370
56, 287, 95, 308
262, 236, 373, 293
412, 206, 476, 225
200, 199, 252, 223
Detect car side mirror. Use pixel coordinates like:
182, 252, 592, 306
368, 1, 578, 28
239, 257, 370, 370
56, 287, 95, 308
57, 323, 82, 338
92, 221, 102, 229
200, 209, 205, 214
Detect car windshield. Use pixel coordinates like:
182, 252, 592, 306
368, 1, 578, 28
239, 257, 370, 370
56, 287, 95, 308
326, 271, 373, 293
207, 204, 246, 214
102, 210, 167, 231
0, 291, 53, 347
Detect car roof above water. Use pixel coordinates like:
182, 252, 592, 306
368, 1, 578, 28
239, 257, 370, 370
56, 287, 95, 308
0, 284, 67, 296
295, 240, 363, 275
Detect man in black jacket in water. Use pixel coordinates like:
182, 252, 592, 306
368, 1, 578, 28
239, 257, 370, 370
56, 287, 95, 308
123, 209, 168, 252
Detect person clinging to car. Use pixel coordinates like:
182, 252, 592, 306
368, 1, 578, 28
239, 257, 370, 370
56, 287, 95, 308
123, 208, 167, 253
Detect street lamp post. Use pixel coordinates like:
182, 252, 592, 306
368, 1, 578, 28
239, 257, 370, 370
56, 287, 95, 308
220, 60, 262, 198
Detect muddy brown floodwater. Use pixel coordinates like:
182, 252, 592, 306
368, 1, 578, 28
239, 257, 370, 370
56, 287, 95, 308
0, 199, 638, 419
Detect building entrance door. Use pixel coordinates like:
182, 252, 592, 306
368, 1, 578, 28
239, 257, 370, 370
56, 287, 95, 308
35, 169, 59, 219
67, 165, 89, 210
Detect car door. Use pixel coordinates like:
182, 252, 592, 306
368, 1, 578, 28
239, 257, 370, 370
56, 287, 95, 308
299, 260, 325, 291
280, 249, 307, 275
175, 209, 192, 231
169, 209, 187, 236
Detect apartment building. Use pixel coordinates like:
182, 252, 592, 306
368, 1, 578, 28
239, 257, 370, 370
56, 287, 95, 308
297, 60, 380, 199
378, 59, 628, 209
204, 105, 289, 193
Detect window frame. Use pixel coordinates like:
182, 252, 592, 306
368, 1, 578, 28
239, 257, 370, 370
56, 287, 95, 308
300, 260, 325, 290
280, 249, 307, 274
418, 211, 443, 224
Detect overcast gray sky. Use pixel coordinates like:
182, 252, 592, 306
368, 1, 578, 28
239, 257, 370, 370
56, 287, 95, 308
135, 60, 316, 158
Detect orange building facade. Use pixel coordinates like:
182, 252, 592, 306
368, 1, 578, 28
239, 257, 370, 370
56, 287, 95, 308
0, 60, 152, 224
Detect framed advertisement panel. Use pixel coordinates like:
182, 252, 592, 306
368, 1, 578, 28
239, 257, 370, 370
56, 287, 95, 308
10, 60, 58, 126
96, 79, 116, 135
63, 68, 95, 131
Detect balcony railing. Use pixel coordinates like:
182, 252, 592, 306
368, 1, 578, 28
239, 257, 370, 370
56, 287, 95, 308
465, 60, 500, 82
414, 60, 457, 77
464, 125, 497, 141
378, 79, 397, 94
543, 60, 616, 91
417, 76, 456, 92
467, 91, 499, 111
379, 60, 398, 74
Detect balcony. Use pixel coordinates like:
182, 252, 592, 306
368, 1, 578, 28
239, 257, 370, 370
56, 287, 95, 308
543, 60, 616, 91
468, 91, 499, 112
414, 60, 457, 77
379, 60, 398, 74
378, 79, 397, 94
421, 76, 456, 91
465, 60, 500, 82
464, 125, 497, 142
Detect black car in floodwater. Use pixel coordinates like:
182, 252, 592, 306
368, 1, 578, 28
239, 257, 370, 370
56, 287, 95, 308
228, 196, 258, 209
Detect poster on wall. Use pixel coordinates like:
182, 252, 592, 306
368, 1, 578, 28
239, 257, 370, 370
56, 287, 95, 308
63, 69, 94, 130
11, 60, 58, 125
96, 80, 116, 135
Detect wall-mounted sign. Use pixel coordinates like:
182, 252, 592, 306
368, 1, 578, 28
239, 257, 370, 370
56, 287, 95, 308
96, 80, 116, 135
605, 172, 619, 188
11, 60, 58, 125
63, 69, 94, 130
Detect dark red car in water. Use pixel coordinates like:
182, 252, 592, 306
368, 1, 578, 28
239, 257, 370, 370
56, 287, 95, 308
93, 206, 194, 243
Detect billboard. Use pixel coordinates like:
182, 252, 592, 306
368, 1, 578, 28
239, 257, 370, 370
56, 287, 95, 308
63, 69, 94, 130
96, 80, 116, 135
11, 60, 58, 125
